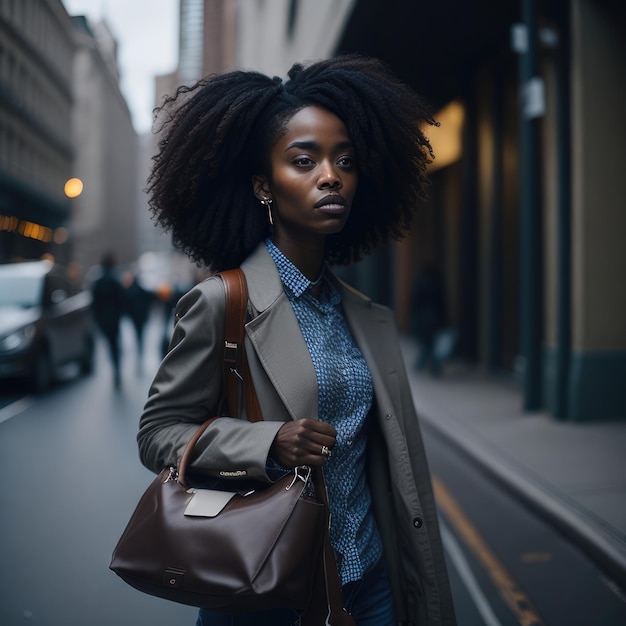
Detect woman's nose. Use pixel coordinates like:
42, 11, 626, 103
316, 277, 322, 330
317, 162, 341, 189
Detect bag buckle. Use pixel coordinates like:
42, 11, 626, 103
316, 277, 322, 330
164, 467, 178, 483
286, 465, 311, 490
224, 341, 243, 381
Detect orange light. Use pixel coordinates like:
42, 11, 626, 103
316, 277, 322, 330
425, 101, 465, 172
64, 177, 84, 198
156, 283, 172, 302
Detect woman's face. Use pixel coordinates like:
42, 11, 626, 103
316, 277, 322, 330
253, 105, 358, 248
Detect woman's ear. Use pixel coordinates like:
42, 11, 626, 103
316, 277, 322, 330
251, 175, 271, 202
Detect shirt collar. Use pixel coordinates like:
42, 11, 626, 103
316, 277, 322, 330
265, 239, 335, 301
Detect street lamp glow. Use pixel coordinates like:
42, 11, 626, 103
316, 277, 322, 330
64, 178, 84, 198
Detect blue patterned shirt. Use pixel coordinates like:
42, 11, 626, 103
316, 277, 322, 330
266, 240, 383, 584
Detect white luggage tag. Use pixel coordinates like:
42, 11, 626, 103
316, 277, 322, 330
184, 489, 238, 517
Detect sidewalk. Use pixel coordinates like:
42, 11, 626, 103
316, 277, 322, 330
400, 338, 626, 589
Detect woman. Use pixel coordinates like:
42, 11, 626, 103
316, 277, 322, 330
138, 55, 456, 626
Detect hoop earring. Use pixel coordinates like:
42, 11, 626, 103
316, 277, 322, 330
260, 198, 273, 226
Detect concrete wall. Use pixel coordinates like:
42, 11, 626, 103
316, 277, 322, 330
571, 0, 626, 352
236, 0, 356, 74
569, 0, 626, 419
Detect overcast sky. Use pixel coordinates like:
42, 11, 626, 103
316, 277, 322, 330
62, 0, 179, 134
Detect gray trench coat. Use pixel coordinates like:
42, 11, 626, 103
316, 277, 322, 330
138, 243, 456, 625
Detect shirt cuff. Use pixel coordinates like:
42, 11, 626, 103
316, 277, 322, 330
265, 457, 290, 482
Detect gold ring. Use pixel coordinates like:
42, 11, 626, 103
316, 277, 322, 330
321, 445, 330, 457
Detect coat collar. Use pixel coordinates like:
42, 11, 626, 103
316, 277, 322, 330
240, 242, 391, 420
240, 243, 284, 314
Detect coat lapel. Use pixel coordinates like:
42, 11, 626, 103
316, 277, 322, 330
335, 277, 395, 412
241, 244, 319, 421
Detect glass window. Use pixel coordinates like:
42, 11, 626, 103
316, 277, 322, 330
0, 273, 45, 308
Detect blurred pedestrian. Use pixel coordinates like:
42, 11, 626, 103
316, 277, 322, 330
122, 271, 154, 374
65, 260, 83, 291
411, 264, 445, 376
155, 281, 175, 358
91, 252, 126, 388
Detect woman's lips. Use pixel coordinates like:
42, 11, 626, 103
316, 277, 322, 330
314, 195, 347, 214
316, 203, 346, 215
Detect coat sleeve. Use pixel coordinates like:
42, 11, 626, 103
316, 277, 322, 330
137, 277, 283, 482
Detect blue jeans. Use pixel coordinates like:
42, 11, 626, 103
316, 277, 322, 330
195, 558, 396, 626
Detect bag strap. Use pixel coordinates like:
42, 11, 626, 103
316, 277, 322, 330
178, 268, 260, 488
218, 269, 353, 624
303, 467, 356, 626
180, 268, 353, 624
220, 269, 262, 423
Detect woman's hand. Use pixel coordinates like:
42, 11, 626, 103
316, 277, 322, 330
269, 419, 337, 468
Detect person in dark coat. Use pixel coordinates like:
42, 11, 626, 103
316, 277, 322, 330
412, 265, 445, 376
122, 271, 154, 374
91, 253, 126, 387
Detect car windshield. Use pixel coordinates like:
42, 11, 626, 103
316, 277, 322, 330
0, 275, 44, 308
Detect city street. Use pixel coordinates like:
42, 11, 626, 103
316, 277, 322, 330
425, 426, 626, 625
0, 316, 197, 625
1, 315, 625, 625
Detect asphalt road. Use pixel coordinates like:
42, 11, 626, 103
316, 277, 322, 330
0, 320, 197, 626
422, 423, 626, 625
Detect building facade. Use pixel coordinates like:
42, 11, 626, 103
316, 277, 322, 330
0, 0, 75, 262
179, 0, 236, 83
0, 1, 140, 275
69, 15, 138, 273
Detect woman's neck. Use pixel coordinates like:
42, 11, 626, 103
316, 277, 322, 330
272, 235, 325, 283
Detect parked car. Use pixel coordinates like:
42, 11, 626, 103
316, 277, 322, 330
0, 260, 95, 392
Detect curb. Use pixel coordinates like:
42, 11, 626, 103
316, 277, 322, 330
418, 410, 626, 591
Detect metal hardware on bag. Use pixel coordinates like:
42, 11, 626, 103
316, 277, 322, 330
164, 567, 185, 588
224, 340, 243, 380
229, 367, 243, 382
224, 340, 238, 362
164, 467, 178, 483
286, 465, 311, 491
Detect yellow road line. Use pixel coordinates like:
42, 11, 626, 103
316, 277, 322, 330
432, 475, 545, 626
520, 553, 553, 564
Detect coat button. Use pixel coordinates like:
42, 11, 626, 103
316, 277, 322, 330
385, 414, 392, 420
413, 516, 423, 529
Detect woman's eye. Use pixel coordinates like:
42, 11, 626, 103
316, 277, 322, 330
338, 156, 355, 168
293, 156, 314, 166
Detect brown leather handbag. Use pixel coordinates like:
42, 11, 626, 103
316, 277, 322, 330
110, 269, 353, 624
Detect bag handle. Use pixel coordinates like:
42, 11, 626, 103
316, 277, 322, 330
303, 466, 356, 626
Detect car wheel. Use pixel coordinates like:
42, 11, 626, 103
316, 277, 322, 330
79, 334, 95, 375
31, 350, 54, 393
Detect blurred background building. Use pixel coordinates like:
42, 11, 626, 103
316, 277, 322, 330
0, 0, 624, 423
0, 0, 75, 263
69, 14, 138, 273
137, 0, 238, 262
0, 0, 138, 274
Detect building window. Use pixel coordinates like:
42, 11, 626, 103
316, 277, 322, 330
287, 0, 299, 39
